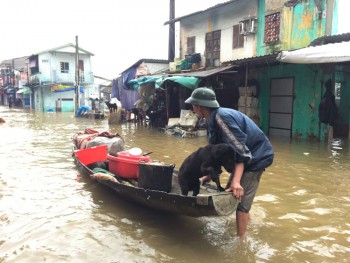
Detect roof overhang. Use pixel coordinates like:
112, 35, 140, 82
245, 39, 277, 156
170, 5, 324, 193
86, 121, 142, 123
164, 1, 233, 25
224, 54, 279, 67
277, 42, 350, 64
168, 65, 236, 77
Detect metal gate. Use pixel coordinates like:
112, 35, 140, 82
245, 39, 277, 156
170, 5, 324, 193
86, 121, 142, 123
269, 78, 294, 137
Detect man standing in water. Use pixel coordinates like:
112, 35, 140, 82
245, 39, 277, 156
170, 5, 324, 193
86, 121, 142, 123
185, 87, 274, 238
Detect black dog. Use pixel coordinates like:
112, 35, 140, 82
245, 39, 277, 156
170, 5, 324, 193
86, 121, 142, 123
105, 101, 118, 113
178, 143, 236, 196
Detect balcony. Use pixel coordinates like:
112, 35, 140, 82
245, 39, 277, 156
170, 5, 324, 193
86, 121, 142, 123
29, 70, 94, 85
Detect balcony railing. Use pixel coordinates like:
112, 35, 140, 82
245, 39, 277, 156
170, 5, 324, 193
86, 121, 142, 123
29, 70, 94, 85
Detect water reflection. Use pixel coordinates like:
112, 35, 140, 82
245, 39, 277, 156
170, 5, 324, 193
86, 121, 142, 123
1, 107, 350, 262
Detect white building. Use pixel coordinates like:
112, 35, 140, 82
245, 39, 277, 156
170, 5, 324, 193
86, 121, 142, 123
28, 43, 94, 112
166, 0, 258, 68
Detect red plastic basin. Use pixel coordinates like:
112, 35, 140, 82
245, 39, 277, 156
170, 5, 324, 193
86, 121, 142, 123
107, 153, 152, 179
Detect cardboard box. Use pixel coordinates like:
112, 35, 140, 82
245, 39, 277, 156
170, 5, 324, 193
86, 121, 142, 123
179, 110, 198, 127
167, 118, 180, 127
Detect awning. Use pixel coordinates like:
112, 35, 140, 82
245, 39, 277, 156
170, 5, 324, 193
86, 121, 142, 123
17, 86, 32, 95
156, 76, 201, 90
128, 76, 160, 90
22, 86, 32, 95
276, 41, 350, 64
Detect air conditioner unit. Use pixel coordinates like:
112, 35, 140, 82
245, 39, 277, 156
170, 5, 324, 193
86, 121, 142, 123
239, 16, 257, 35
239, 21, 247, 35
249, 18, 257, 33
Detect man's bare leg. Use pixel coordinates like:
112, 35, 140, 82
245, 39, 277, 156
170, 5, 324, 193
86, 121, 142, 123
236, 210, 249, 238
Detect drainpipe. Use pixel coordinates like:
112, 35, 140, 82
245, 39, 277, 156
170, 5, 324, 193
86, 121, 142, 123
325, 0, 335, 35
314, 0, 323, 20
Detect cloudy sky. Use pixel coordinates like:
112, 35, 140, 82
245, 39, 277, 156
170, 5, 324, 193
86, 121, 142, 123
0, 0, 227, 79
1, 0, 349, 80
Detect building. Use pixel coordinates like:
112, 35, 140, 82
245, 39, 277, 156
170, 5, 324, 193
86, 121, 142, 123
165, 0, 350, 141
28, 43, 95, 112
0, 56, 29, 108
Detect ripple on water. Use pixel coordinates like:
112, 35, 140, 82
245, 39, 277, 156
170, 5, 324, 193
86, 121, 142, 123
254, 194, 279, 203
278, 213, 310, 222
300, 208, 331, 215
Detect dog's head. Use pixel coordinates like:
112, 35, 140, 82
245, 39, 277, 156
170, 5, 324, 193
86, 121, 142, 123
212, 143, 236, 172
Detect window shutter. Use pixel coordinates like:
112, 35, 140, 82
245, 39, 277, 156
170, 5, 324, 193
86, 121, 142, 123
233, 25, 239, 48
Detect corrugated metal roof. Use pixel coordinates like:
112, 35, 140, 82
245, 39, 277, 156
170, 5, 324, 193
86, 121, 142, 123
309, 32, 350, 46
277, 41, 350, 64
223, 54, 279, 67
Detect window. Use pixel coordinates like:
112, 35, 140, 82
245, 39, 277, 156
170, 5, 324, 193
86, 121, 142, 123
60, 62, 69, 73
205, 30, 221, 67
187, 36, 196, 54
78, 60, 85, 82
233, 24, 244, 49
264, 12, 281, 43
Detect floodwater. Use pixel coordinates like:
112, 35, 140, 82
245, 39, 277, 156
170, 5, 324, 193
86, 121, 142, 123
0, 106, 349, 263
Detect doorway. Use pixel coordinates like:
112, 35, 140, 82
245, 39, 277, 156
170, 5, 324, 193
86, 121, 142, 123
269, 78, 294, 138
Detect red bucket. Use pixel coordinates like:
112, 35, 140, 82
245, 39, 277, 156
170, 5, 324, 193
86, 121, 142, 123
107, 153, 152, 179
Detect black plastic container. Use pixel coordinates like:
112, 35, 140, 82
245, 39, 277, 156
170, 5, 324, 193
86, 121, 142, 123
138, 162, 175, 192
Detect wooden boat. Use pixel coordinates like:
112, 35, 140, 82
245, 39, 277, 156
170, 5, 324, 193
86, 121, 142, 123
72, 144, 238, 217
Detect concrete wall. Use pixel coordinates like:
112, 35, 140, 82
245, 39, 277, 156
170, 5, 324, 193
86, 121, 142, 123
179, 0, 258, 65
38, 52, 92, 84
257, 0, 328, 56
257, 63, 339, 140
146, 62, 169, 75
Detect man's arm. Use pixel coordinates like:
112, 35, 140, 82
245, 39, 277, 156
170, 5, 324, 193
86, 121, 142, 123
225, 162, 244, 200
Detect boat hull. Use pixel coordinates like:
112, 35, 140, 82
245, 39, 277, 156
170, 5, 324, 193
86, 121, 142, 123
73, 146, 238, 217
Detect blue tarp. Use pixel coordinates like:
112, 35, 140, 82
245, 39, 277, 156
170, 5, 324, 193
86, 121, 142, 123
76, 105, 90, 117
128, 76, 160, 90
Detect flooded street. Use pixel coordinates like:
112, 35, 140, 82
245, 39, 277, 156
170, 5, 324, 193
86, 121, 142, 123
0, 106, 349, 263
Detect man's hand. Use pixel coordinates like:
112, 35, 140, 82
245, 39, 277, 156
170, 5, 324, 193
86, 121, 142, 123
225, 181, 244, 201
199, 175, 211, 185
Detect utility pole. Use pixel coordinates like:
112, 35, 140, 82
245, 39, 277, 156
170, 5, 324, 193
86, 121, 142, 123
168, 0, 175, 62
75, 35, 80, 114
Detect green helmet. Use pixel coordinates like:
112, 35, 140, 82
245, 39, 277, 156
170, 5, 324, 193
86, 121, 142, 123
185, 87, 220, 108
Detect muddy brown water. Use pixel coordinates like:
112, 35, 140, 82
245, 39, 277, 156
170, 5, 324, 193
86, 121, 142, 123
0, 106, 349, 263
